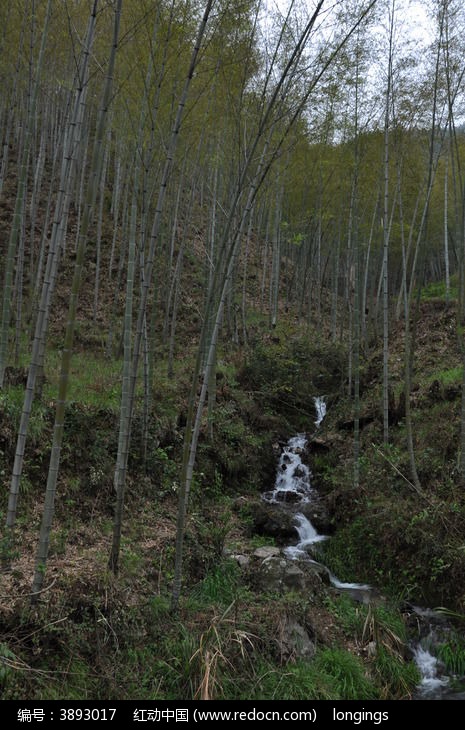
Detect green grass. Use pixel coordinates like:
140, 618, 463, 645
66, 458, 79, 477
324, 595, 407, 643
426, 366, 463, 387
0, 386, 49, 442
373, 646, 420, 698
245, 649, 378, 700
250, 534, 276, 548
2, 586, 422, 701
42, 349, 123, 409
323, 595, 420, 698
420, 276, 458, 301
437, 633, 465, 675
11, 342, 187, 420
189, 560, 241, 607
13, 344, 124, 410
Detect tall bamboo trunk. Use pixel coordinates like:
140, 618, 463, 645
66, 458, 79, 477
31, 0, 123, 597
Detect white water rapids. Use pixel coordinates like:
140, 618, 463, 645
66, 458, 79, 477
413, 643, 449, 696
314, 395, 326, 427
263, 396, 462, 698
265, 399, 371, 592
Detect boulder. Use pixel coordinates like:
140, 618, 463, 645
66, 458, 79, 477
253, 546, 280, 559
307, 559, 331, 584
282, 563, 307, 590
308, 437, 330, 452
252, 554, 328, 595
299, 502, 332, 534
280, 617, 316, 660
275, 490, 302, 504
251, 501, 298, 542
253, 556, 288, 592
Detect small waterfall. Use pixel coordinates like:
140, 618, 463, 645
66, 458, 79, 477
284, 512, 371, 598
263, 396, 464, 698
410, 611, 464, 699
328, 573, 370, 591
413, 643, 449, 696
314, 396, 327, 427
284, 513, 327, 559
263, 434, 314, 504
266, 397, 371, 597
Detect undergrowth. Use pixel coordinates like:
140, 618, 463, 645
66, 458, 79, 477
324, 594, 420, 699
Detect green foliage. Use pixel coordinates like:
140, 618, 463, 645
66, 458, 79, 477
202, 400, 266, 486
0, 386, 23, 430
373, 647, 420, 698
0, 522, 19, 564
324, 594, 366, 635
426, 366, 463, 387
39, 350, 123, 410
0, 386, 48, 448
45, 658, 100, 700
190, 560, 240, 606
122, 622, 199, 700
199, 467, 224, 501
120, 545, 143, 577
247, 650, 377, 700
239, 330, 343, 430
149, 446, 179, 497
371, 604, 407, 642
420, 277, 458, 301
322, 516, 374, 585
189, 508, 233, 568
250, 534, 276, 548
0, 644, 15, 688
315, 648, 377, 700
325, 595, 407, 644
437, 634, 465, 675
323, 595, 419, 698
49, 527, 69, 557
148, 595, 171, 620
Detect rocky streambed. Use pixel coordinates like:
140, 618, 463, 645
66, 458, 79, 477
230, 397, 465, 698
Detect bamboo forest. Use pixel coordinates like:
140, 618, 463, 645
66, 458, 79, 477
1, 0, 465, 703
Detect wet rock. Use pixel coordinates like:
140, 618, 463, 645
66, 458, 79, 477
252, 502, 297, 542
280, 617, 316, 660
403, 604, 447, 640
299, 502, 332, 534
261, 490, 276, 503
252, 555, 328, 594
253, 556, 287, 592
282, 563, 307, 590
292, 466, 306, 479
275, 490, 301, 504
307, 559, 331, 584
333, 585, 372, 605
253, 546, 280, 559
307, 433, 343, 457
309, 437, 330, 452
272, 442, 281, 455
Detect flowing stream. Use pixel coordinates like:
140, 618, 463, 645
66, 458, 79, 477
410, 609, 465, 699
264, 396, 464, 699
